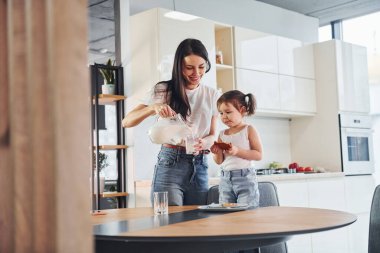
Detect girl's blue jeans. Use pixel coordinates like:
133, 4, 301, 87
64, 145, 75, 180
219, 168, 260, 208
151, 146, 209, 206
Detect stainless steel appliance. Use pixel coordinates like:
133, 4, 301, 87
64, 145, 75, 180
339, 113, 374, 175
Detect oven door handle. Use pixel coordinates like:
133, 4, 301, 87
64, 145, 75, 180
341, 128, 373, 134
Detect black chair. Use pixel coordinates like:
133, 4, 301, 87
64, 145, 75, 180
369, 184, 380, 253
207, 182, 288, 253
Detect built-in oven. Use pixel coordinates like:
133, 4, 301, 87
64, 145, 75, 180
339, 113, 374, 175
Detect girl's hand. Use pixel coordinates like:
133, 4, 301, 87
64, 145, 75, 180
210, 144, 222, 154
154, 104, 176, 118
225, 145, 239, 156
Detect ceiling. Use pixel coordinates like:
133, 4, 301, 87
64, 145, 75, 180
257, 0, 380, 25
88, 0, 115, 64
88, 0, 380, 63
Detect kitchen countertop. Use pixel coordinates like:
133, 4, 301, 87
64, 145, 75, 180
209, 172, 344, 185
135, 172, 345, 187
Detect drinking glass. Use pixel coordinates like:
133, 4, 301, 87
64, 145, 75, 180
153, 191, 168, 215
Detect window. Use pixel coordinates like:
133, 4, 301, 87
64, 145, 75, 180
342, 11, 380, 113
319, 25, 332, 42
342, 11, 380, 50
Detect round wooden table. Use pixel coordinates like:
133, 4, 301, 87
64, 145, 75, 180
92, 206, 357, 253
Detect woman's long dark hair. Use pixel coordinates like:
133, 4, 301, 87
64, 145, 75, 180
155, 38, 211, 120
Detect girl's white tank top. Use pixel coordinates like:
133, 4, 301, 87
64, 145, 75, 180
220, 125, 254, 171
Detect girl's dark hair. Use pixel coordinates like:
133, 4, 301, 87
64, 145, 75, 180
217, 90, 256, 116
154, 38, 211, 120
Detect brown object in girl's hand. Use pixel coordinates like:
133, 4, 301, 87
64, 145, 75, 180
214, 141, 232, 150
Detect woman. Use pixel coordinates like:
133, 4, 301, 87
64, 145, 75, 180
122, 38, 220, 205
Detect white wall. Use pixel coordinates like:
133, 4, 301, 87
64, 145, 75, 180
130, 0, 319, 43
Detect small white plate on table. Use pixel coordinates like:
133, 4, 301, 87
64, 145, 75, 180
198, 203, 249, 212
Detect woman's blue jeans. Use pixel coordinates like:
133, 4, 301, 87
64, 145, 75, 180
151, 146, 209, 206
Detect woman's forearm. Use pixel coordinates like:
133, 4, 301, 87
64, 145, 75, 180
200, 115, 218, 149
122, 104, 155, 128
201, 134, 217, 149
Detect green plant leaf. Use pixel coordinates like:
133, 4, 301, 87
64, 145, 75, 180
98, 58, 115, 84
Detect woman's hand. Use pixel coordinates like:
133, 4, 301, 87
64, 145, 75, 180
154, 104, 176, 118
194, 138, 206, 152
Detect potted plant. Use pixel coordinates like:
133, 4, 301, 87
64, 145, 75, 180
92, 152, 109, 194
99, 58, 115, 95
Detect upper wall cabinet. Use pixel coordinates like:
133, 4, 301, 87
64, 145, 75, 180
235, 68, 281, 111
278, 37, 315, 79
234, 26, 278, 73
234, 26, 316, 116
313, 40, 370, 114
338, 42, 370, 113
279, 75, 316, 113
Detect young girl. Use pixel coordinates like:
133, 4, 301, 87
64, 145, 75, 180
210, 90, 263, 208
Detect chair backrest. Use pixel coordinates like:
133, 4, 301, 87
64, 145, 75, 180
206, 185, 219, 205
206, 181, 287, 253
257, 181, 280, 207
369, 184, 380, 253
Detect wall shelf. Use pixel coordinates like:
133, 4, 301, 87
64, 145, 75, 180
98, 145, 128, 150
101, 192, 129, 198
91, 63, 127, 210
214, 23, 235, 92
93, 94, 127, 105
216, 64, 233, 70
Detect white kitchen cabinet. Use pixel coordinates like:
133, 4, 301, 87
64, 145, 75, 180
345, 175, 375, 253
308, 177, 346, 211
275, 180, 309, 207
234, 26, 316, 117
273, 176, 347, 253
337, 42, 370, 113
234, 26, 278, 73
273, 175, 376, 253
277, 36, 301, 76
347, 213, 370, 253
293, 44, 315, 79
279, 75, 316, 113
276, 177, 348, 253
278, 37, 315, 79
344, 175, 376, 213
307, 178, 350, 253
235, 68, 280, 111
275, 180, 313, 253
313, 40, 370, 114
235, 69, 316, 114
311, 227, 350, 253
